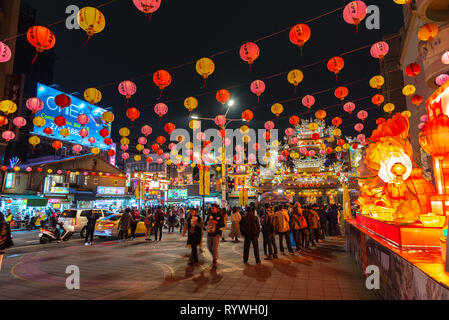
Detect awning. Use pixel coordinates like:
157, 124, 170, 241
1, 194, 48, 207
69, 189, 96, 202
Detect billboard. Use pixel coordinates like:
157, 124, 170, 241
32, 83, 112, 150
168, 189, 188, 199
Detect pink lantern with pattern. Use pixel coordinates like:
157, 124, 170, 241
26, 97, 44, 114
122, 153, 130, 160
154, 103, 168, 118
343, 1, 367, 32
2, 130, 14, 142
354, 123, 364, 132
344, 102, 356, 115
73, 144, 82, 153
264, 121, 275, 131
77, 114, 90, 126
141, 125, 152, 136
0, 41, 11, 63
138, 137, 148, 145
79, 128, 89, 138
251, 80, 266, 102
370, 42, 389, 60
13, 117, 27, 128
357, 110, 368, 121
118, 80, 137, 106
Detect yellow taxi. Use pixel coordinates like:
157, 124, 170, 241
94, 213, 147, 239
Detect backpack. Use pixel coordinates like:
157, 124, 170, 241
242, 215, 259, 237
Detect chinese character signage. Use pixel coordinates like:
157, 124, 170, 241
97, 186, 125, 195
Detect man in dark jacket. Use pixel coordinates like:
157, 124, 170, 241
130, 208, 141, 240
182, 208, 203, 265
154, 207, 165, 242
240, 207, 261, 264
326, 205, 340, 236
118, 209, 132, 242
260, 206, 277, 260
85, 210, 101, 246
205, 204, 225, 268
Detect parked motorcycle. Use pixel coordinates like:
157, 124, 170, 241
39, 225, 73, 244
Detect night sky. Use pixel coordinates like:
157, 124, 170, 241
22, 0, 404, 149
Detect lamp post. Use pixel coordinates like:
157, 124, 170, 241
190, 100, 244, 208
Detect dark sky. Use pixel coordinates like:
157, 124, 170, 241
22, 0, 404, 148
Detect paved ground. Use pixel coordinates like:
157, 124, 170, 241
0, 231, 378, 300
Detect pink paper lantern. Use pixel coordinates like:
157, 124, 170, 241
442, 51, 449, 65
300, 147, 308, 154
224, 138, 231, 146
357, 134, 366, 142
157, 158, 163, 164
154, 103, 168, 117
138, 137, 148, 145
302, 95, 315, 108
320, 149, 326, 155
354, 123, 364, 132
77, 114, 90, 126
26, 167, 32, 172
343, 1, 367, 30
264, 121, 275, 131
344, 102, 356, 114
285, 128, 295, 137
186, 149, 193, 156
83, 172, 88, 176
309, 150, 316, 157
133, 0, 161, 15
118, 80, 137, 99
214, 115, 226, 127
120, 144, 128, 151
121, 152, 130, 160
235, 145, 243, 153
420, 115, 428, 123
248, 153, 256, 163
196, 132, 206, 141
1, 130, 14, 142
277, 155, 285, 161
88, 137, 96, 144
57, 170, 63, 175
0, 41, 11, 63
26, 97, 44, 114
418, 123, 425, 130
141, 125, 152, 136
239, 42, 260, 64
79, 128, 89, 138
163, 153, 170, 160
290, 137, 299, 144
370, 42, 389, 60
143, 149, 150, 156
13, 117, 27, 128
251, 80, 266, 102
169, 143, 176, 150
73, 144, 82, 153
357, 110, 368, 121
436, 74, 449, 86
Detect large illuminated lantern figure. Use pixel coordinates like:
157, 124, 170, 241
357, 113, 435, 223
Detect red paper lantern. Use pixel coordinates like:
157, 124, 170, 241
406, 63, 421, 78
99, 128, 110, 138
126, 107, 140, 122
27, 26, 56, 63
104, 138, 112, 146
412, 95, 423, 106
156, 136, 166, 145
376, 118, 386, 125
54, 116, 67, 127
282, 150, 289, 157
289, 115, 300, 126
216, 89, 231, 106
326, 147, 333, 154
372, 94, 385, 106
334, 86, 349, 101
151, 143, 160, 152
54, 94, 71, 109
77, 114, 90, 126
157, 149, 163, 156
312, 133, 320, 140
332, 117, 342, 127
43, 127, 53, 135
108, 149, 116, 157
242, 110, 254, 122
153, 70, 172, 98
0, 116, 8, 126
164, 123, 176, 134
52, 140, 63, 150
289, 23, 311, 55
337, 139, 345, 146
146, 157, 153, 164
327, 57, 344, 79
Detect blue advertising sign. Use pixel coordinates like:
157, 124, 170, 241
32, 83, 112, 150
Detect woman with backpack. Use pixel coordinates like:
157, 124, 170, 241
0, 212, 14, 272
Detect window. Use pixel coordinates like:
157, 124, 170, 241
69, 172, 77, 184
80, 210, 91, 217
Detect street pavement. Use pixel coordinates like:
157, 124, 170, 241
0, 230, 378, 300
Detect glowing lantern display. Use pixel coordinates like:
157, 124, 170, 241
271, 103, 284, 119
164, 122, 175, 134
334, 86, 349, 101
214, 115, 227, 128
2, 131, 15, 142
77, 114, 90, 126
0, 41, 11, 63
118, 80, 137, 105
13, 117, 26, 128
370, 75, 384, 89
419, 114, 449, 157
119, 127, 130, 137
126, 107, 140, 122
55, 94, 71, 109
26, 97, 44, 114
289, 115, 300, 126
54, 116, 67, 127
184, 97, 198, 113
29, 136, 40, 148
133, 0, 161, 20
43, 127, 53, 135
287, 69, 304, 93
383, 103, 395, 114
264, 121, 275, 131
59, 128, 70, 138
344, 102, 356, 115
370, 41, 389, 61
309, 122, 318, 131
52, 140, 63, 151
411, 95, 423, 106
327, 57, 344, 80
239, 42, 260, 71
196, 58, 215, 87
242, 110, 254, 122
122, 153, 130, 160
372, 94, 385, 106
141, 125, 152, 136
77, 7, 106, 44
418, 23, 438, 42
153, 70, 172, 97
436, 74, 449, 86
99, 128, 109, 138
216, 89, 231, 106
104, 138, 112, 146
72, 144, 82, 154
357, 110, 368, 121
289, 23, 311, 55
405, 63, 421, 78
101, 111, 114, 124
402, 84, 416, 97
332, 117, 342, 127
88, 137, 96, 144
79, 128, 89, 138
154, 103, 168, 118
315, 109, 326, 120
33, 116, 45, 128
0, 100, 17, 115
343, 1, 367, 32
250, 80, 266, 102
84, 88, 102, 105
27, 26, 56, 63
302, 95, 315, 112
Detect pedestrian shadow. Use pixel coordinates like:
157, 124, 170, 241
243, 264, 272, 282
269, 258, 299, 277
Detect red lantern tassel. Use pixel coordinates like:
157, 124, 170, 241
158, 90, 163, 100
202, 78, 207, 89
294, 86, 297, 95
300, 47, 303, 57
31, 53, 38, 64
84, 36, 91, 47
149, 12, 153, 21
126, 99, 129, 107
248, 64, 252, 74
257, 96, 260, 104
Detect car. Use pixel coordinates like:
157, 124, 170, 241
59, 209, 114, 238
94, 213, 147, 239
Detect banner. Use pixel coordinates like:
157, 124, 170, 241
199, 165, 204, 196
239, 189, 244, 207
204, 166, 211, 196
244, 188, 248, 206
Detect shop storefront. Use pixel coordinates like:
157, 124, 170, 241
95, 186, 134, 211
0, 193, 48, 229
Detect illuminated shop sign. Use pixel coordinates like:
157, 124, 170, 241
168, 189, 188, 199
5, 173, 14, 189
49, 187, 69, 194
97, 186, 125, 195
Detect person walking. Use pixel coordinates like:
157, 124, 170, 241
260, 206, 278, 260
205, 204, 225, 268
317, 205, 327, 240
179, 207, 186, 234
221, 208, 228, 242
0, 212, 13, 272
326, 205, 340, 237
274, 205, 294, 255
130, 208, 141, 240
228, 207, 242, 243
168, 210, 176, 233
84, 210, 101, 246
290, 205, 306, 253
144, 210, 154, 241
153, 207, 165, 241
118, 208, 132, 242
182, 208, 203, 265
240, 207, 261, 264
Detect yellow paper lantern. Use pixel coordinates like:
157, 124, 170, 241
271, 140, 279, 147
134, 155, 142, 162
271, 103, 284, 118
13, 166, 20, 172
136, 144, 144, 152
319, 144, 326, 150
243, 135, 251, 144
335, 146, 342, 152
0, 100, 17, 115
369, 75, 385, 89
402, 84, 416, 97
171, 149, 178, 156
333, 128, 342, 136
91, 147, 100, 155
240, 125, 250, 134
120, 138, 130, 145
84, 88, 102, 105
59, 128, 70, 138
176, 155, 183, 160
383, 103, 395, 114
75, 171, 80, 175
186, 142, 193, 149
47, 169, 53, 174
77, 7, 106, 37
287, 69, 304, 87
343, 143, 350, 150
101, 111, 114, 124
189, 120, 200, 130
191, 163, 196, 168
309, 122, 318, 131
196, 58, 215, 80
315, 109, 326, 120
402, 110, 411, 118
29, 136, 41, 147
119, 127, 130, 137
216, 166, 221, 172
33, 116, 46, 128
184, 97, 198, 112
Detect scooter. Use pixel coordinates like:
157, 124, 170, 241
39, 225, 73, 244
26, 217, 38, 231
